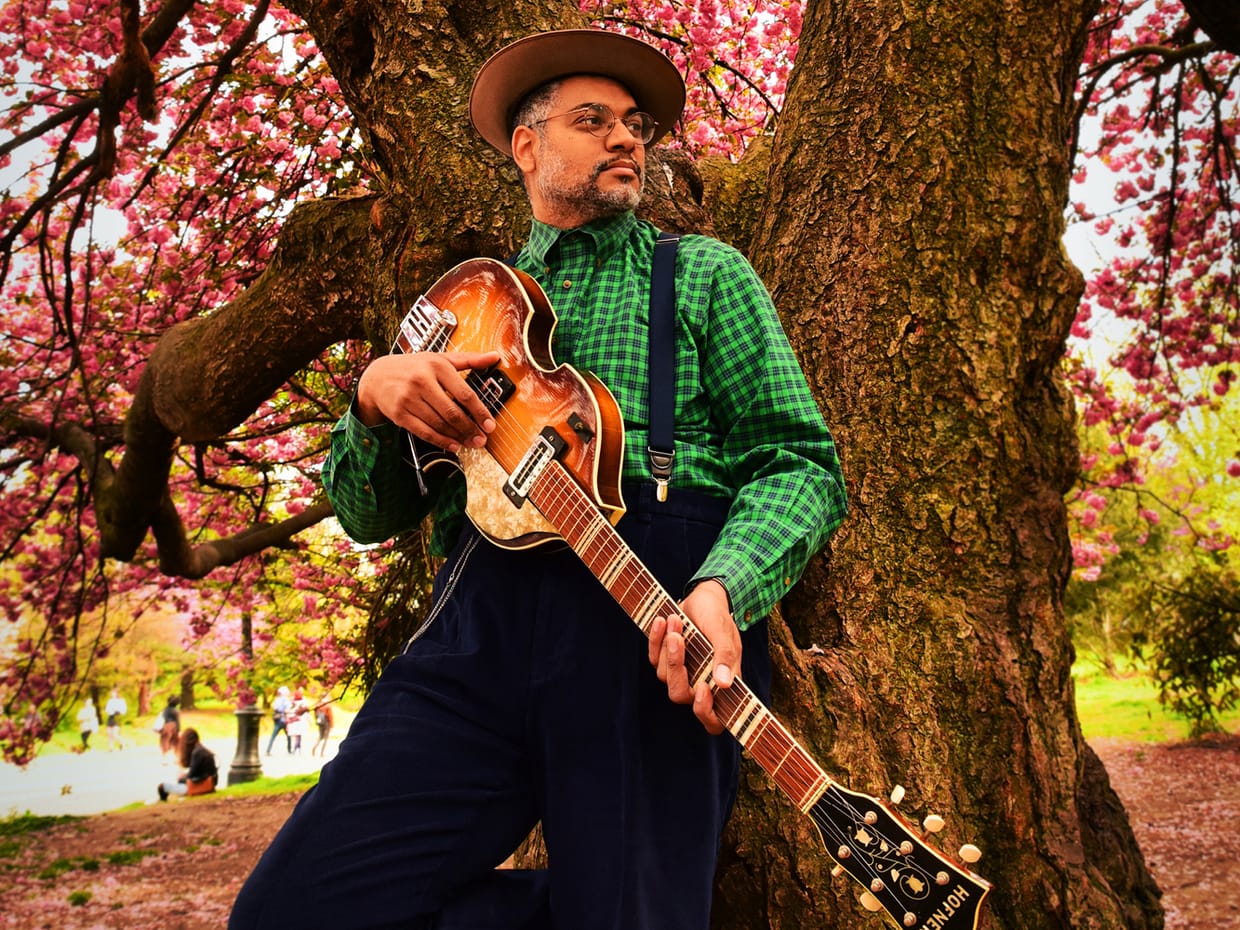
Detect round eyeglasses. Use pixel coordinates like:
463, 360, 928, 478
530, 103, 658, 145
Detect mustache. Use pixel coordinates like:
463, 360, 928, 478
593, 157, 643, 182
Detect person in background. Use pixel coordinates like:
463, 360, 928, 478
266, 685, 292, 755
310, 696, 334, 757
159, 695, 181, 760
76, 697, 99, 751
288, 690, 309, 755
104, 686, 127, 750
157, 728, 219, 800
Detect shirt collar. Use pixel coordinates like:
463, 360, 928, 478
525, 212, 639, 267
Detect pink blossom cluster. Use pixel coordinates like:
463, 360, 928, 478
580, 0, 802, 158
1066, 0, 1239, 578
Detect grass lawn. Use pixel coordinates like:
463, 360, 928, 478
1073, 660, 1240, 742
43, 704, 266, 756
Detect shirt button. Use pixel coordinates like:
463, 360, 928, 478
362, 437, 372, 447
744, 610, 753, 622
562, 280, 572, 290
784, 577, 791, 586
362, 484, 372, 494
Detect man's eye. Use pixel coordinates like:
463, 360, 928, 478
575, 113, 605, 128
623, 119, 645, 135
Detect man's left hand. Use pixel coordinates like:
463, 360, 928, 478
648, 579, 740, 735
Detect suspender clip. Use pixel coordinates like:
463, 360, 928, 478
648, 447, 675, 502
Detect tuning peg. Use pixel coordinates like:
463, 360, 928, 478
859, 891, 883, 912
890, 784, 906, 804
922, 814, 945, 834
959, 843, 982, 863
831, 865, 845, 878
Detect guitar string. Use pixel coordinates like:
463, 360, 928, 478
812, 785, 980, 918
811, 789, 963, 918
808, 796, 909, 915
396, 300, 947, 881
531, 463, 846, 808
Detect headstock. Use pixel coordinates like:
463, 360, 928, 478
809, 782, 991, 929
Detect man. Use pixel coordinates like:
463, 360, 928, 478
231, 29, 846, 930
265, 685, 291, 755
76, 696, 99, 751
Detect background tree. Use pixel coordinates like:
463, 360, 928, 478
1067, 378, 1240, 730
5, 0, 1238, 925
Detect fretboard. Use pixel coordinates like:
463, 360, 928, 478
530, 461, 833, 813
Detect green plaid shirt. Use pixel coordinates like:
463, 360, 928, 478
323, 212, 847, 627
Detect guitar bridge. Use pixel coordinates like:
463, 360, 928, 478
503, 427, 567, 508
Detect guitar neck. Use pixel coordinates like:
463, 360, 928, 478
530, 461, 833, 813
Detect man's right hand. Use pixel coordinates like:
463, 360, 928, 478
355, 350, 502, 452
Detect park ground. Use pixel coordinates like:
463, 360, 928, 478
0, 681, 1238, 928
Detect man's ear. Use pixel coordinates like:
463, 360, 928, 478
511, 125, 539, 175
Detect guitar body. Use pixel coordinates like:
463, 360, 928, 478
404, 259, 627, 548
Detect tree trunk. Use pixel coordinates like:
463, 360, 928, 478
710, 0, 1163, 928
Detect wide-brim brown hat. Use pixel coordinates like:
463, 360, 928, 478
470, 29, 686, 156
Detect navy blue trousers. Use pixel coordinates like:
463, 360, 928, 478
230, 484, 771, 930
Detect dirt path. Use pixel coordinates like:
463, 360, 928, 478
0, 792, 300, 929
1, 738, 1236, 929
1091, 735, 1240, 930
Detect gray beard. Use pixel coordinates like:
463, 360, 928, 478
537, 154, 644, 221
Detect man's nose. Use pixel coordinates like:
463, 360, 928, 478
606, 121, 640, 150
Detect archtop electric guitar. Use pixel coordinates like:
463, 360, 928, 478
391, 258, 992, 930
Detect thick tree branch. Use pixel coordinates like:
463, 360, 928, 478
97, 194, 378, 564
1182, 0, 1240, 55
153, 497, 336, 578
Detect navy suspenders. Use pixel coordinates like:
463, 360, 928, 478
647, 232, 680, 501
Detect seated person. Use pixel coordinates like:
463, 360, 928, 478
157, 728, 218, 800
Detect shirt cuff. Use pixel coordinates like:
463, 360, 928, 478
340, 398, 401, 468
690, 555, 769, 630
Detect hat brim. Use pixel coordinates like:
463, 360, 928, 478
470, 29, 686, 156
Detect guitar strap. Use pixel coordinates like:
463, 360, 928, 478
648, 232, 680, 502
